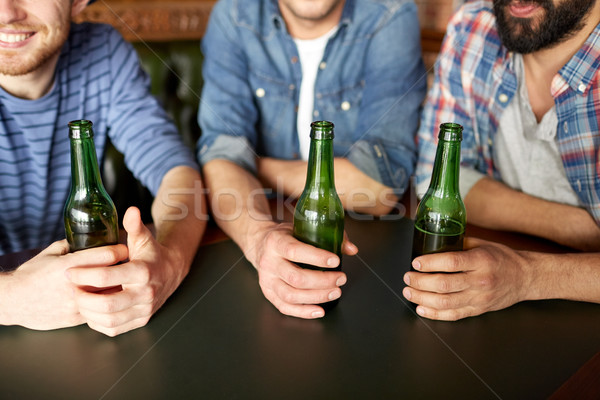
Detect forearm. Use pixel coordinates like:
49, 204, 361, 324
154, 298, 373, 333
465, 177, 600, 250
523, 251, 600, 303
152, 166, 206, 270
257, 157, 398, 216
202, 159, 274, 263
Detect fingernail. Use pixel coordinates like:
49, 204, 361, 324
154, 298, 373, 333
403, 287, 412, 300
312, 310, 324, 318
416, 306, 426, 317
336, 276, 347, 286
64, 270, 71, 280
327, 257, 338, 267
412, 260, 422, 270
404, 273, 410, 285
329, 289, 341, 301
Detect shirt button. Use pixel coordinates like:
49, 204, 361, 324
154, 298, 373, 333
498, 93, 509, 103
488, 138, 493, 146
292, 152, 298, 159
313, 110, 320, 117
256, 88, 265, 98
289, 84, 295, 90
578, 83, 586, 93
316, 93, 322, 99
563, 122, 569, 133
341, 101, 351, 111
291, 56, 298, 64
319, 61, 327, 70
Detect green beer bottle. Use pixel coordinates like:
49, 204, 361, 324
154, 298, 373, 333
412, 122, 466, 262
63, 120, 119, 252
293, 121, 345, 310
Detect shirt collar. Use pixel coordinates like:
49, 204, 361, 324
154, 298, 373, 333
556, 21, 600, 96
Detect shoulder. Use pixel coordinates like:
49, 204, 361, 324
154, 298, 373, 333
66, 22, 133, 60
448, 0, 500, 43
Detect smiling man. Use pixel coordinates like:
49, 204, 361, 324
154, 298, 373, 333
406, 0, 600, 320
0, 0, 206, 336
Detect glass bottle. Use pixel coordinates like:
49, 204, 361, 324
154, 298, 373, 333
64, 120, 119, 252
412, 122, 466, 262
293, 121, 345, 310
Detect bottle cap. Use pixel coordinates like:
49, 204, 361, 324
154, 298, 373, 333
68, 120, 94, 139
310, 120, 334, 140
438, 122, 463, 141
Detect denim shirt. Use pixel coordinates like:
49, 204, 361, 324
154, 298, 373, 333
198, 0, 426, 192
416, 0, 600, 223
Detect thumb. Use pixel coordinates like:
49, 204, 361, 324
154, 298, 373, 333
123, 206, 152, 252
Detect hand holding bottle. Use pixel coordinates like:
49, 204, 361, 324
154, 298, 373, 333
247, 221, 357, 319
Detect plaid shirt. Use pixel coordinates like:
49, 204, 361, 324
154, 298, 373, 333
416, 0, 600, 223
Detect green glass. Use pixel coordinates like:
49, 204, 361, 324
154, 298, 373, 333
63, 120, 119, 252
293, 121, 345, 310
412, 122, 466, 263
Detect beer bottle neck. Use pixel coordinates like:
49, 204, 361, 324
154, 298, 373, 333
304, 137, 335, 192
428, 138, 461, 194
69, 134, 104, 191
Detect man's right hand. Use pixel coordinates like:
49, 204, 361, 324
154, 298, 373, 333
0, 240, 128, 331
246, 222, 358, 319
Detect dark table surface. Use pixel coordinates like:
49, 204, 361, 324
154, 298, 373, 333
1, 215, 600, 399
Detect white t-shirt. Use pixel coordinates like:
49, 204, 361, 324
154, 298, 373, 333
294, 26, 339, 160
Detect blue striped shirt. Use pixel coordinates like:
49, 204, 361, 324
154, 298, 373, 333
416, 0, 600, 223
0, 23, 198, 254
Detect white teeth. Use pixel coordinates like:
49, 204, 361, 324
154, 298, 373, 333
0, 32, 32, 43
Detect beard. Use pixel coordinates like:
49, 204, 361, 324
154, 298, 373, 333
493, 0, 596, 53
0, 23, 70, 77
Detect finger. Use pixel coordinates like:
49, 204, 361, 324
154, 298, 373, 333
414, 305, 480, 322
73, 286, 137, 314
67, 260, 149, 287
86, 315, 151, 337
412, 250, 469, 273
41, 240, 70, 256
402, 286, 467, 311
261, 285, 328, 319
276, 234, 340, 269
64, 244, 128, 269
79, 303, 152, 331
270, 277, 342, 306
276, 262, 347, 290
404, 271, 470, 294
123, 206, 153, 253
342, 236, 358, 255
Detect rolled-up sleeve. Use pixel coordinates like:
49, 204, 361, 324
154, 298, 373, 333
196, 1, 259, 174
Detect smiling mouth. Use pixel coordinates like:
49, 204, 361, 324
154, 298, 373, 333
0, 32, 34, 43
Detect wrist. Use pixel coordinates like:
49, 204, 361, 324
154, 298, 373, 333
243, 220, 277, 266
518, 250, 550, 301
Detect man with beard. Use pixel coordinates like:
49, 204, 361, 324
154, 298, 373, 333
404, 0, 600, 320
0, 0, 206, 336
198, 0, 426, 319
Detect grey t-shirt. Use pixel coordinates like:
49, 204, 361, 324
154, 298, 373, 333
448, 53, 581, 206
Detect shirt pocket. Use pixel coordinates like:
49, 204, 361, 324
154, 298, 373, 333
248, 69, 295, 140
315, 80, 364, 146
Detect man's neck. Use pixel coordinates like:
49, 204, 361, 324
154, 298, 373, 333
522, 4, 600, 121
523, 3, 600, 80
279, 1, 345, 40
0, 52, 60, 100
